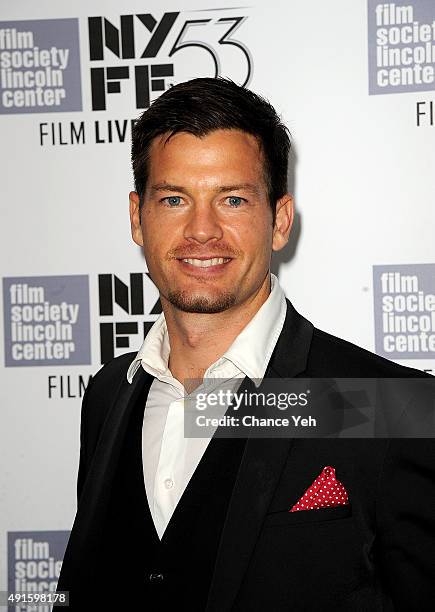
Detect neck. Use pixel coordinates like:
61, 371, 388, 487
163, 273, 271, 390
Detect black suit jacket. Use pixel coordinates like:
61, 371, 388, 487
57, 300, 435, 611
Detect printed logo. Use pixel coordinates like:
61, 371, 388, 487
88, 10, 252, 111
373, 264, 435, 358
8, 531, 69, 598
3, 275, 91, 366
98, 273, 161, 363
37, 9, 252, 144
368, 1, 435, 94
0, 18, 82, 114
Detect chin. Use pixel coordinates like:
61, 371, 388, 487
167, 289, 237, 314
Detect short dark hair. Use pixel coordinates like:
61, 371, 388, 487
131, 77, 291, 222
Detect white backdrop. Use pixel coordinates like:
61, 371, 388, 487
1, 0, 434, 598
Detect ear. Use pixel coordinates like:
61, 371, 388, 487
272, 194, 294, 251
129, 191, 144, 247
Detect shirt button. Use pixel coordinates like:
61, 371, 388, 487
164, 478, 174, 489
149, 573, 164, 582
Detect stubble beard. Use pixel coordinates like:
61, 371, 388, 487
167, 288, 237, 313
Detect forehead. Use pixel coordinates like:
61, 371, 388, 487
146, 129, 265, 185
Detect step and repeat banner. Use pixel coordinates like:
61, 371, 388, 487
1, 0, 434, 602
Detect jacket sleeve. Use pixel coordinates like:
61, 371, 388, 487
75, 353, 135, 504
376, 438, 435, 609
76, 375, 95, 504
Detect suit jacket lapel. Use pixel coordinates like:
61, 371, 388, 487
205, 300, 314, 612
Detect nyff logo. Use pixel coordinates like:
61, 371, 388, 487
98, 273, 161, 363
88, 11, 252, 110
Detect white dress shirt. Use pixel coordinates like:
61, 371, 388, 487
126, 273, 287, 539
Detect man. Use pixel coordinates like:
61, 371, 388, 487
56, 78, 435, 611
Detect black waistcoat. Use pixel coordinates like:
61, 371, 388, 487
91, 385, 247, 611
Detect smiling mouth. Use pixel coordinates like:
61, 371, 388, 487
181, 257, 232, 268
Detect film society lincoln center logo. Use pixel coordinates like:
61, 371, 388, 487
0, 18, 82, 113
373, 264, 435, 359
8, 531, 69, 599
368, 0, 435, 94
3, 275, 90, 366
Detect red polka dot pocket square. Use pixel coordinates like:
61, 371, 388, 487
289, 466, 349, 512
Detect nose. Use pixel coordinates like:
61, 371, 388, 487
183, 202, 224, 244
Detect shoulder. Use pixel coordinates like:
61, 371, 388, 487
88, 351, 137, 395
306, 326, 430, 378
81, 351, 138, 432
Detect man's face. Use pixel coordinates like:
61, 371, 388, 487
130, 129, 292, 314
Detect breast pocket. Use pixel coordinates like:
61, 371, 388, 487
263, 504, 352, 527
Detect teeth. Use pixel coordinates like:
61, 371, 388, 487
182, 258, 230, 267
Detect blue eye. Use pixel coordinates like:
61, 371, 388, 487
165, 196, 181, 206
228, 196, 243, 207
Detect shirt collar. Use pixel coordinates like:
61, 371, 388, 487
126, 312, 170, 383
127, 273, 287, 387
216, 273, 287, 386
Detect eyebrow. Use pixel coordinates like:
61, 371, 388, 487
150, 182, 261, 196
